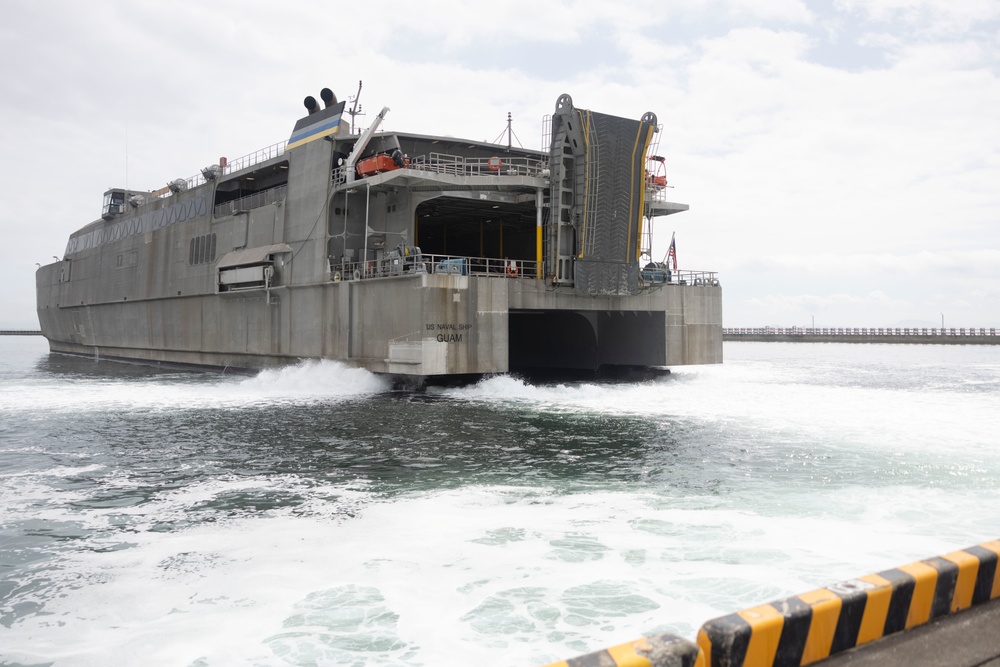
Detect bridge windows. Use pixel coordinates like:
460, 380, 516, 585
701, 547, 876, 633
102, 190, 126, 220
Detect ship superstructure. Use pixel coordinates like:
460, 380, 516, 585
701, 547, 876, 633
36, 88, 722, 381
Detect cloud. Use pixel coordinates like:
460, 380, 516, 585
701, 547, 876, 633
746, 288, 907, 312
731, 285, 997, 328
725, 0, 813, 23
731, 289, 915, 327
835, 0, 1000, 35
741, 250, 1000, 276
1, 1, 998, 330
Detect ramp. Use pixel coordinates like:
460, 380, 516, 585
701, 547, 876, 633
548, 94, 657, 296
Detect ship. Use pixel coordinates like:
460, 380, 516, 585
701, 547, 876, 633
35, 85, 723, 384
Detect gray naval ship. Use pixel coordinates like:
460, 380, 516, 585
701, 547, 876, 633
35, 86, 722, 384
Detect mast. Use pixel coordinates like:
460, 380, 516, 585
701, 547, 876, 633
491, 112, 523, 149
347, 80, 364, 134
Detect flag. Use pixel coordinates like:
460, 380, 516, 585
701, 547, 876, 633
667, 232, 678, 271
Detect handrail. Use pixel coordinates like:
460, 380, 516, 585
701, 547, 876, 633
330, 253, 537, 281
328, 253, 720, 290
161, 141, 673, 204
222, 141, 287, 176
641, 268, 719, 286
332, 152, 548, 185
158, 141, 289, 197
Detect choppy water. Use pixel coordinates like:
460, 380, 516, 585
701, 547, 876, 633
1, 336, 998, 666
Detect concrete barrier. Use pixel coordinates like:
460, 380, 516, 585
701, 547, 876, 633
542, 539, 1000, 667
541, 631, 704, 667
696, 539, 1000, 667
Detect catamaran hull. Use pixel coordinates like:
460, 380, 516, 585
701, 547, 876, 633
37, 272, 721, 376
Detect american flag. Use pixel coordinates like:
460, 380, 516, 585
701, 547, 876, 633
667, 232, 678, 271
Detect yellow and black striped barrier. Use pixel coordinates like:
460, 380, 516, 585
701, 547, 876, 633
697, 539, 1000, 666
542, 539, 1000, 667
541, 631, 704, 667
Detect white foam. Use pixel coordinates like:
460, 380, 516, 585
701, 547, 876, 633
236, 359, 391, 398
3, 341, 999, 666
432, 374, 617, 407
433, 350, 998, 461
0, 359, 391, 414
3, 483, 996, 666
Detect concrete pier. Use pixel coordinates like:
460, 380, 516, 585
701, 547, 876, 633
724, 327, 999, 345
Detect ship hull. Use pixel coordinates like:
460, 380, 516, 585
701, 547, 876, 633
36, 92, 723, 379
37, 272, 722, 376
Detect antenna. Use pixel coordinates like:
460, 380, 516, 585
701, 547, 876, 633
347, 80, 364, 134
125, 120, 128, 194
491, 112, 523, 149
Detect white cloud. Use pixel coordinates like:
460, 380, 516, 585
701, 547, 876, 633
746, 250, 1000, 276
731, 284, 997, 328
724, 0, 814, 24
836, 0, 1000, 34
746, 289, 908, 313
1, 1, 998, 330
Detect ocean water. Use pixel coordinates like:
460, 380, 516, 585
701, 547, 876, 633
1, 336, 998, 667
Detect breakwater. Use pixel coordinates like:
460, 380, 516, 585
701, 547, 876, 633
724, 327, 999, 345
0, 330, 42, 336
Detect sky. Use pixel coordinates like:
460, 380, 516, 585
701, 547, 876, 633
1, 0, 998, 329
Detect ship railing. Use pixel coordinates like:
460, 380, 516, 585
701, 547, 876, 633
213, 185, 287, 217
331, 152, 548, 186
723, 327, 999, 337
162, 138, 557, 202
222, 141, 287, 176
329, 254, 539, 282
641, 268, 719, 286
409, 153, 547, 177
645, 183, 675, 202
155, 141, 289, 199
